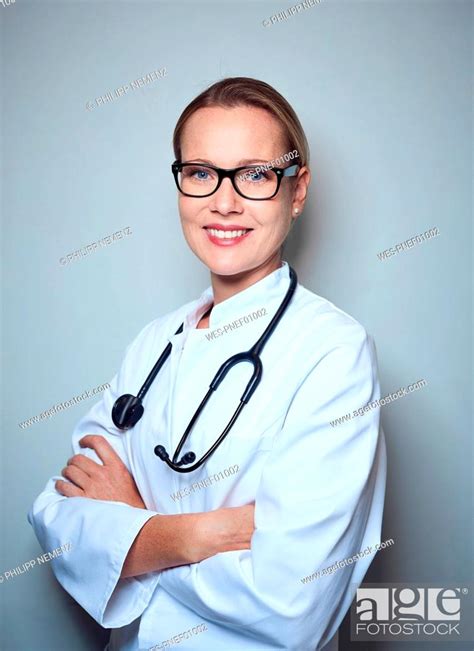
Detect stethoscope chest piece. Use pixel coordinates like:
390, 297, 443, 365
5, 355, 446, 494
112, 394, 144, 430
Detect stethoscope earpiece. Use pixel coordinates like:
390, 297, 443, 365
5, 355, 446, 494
154, 444, 168, 460
181, 451, 196, 464
112, 394, 144, 430
154, 445, 196, 467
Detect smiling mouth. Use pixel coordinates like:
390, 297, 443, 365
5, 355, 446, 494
204, 227, 253, 240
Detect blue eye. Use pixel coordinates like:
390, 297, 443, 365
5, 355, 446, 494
182, 166, 216, 183
239, 169, 268, 183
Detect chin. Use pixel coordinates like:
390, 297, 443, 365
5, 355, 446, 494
199, 253, 258, 278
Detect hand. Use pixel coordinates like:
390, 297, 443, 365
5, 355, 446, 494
55, 434, 146, 509
192, 503, 256, 563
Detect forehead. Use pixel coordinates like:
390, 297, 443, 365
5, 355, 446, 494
180, 105, 287, 164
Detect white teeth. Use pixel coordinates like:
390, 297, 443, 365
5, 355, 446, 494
207, 228, 250, 239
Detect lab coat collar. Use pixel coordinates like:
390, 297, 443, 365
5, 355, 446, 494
184, 260, 291, 332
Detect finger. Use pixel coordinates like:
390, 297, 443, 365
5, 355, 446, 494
61, 464, 90, 490
55, 478, 85, 498
79, 435, 125, 467
67, 453, 102, 476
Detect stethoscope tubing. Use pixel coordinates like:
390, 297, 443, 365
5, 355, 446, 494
112, 266, 298, 473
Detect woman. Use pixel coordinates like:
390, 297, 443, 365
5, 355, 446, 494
28, 77, 386, 651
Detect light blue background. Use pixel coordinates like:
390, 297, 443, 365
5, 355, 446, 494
1, 1, 472, 649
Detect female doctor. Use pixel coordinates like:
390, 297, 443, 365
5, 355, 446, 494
28, 77, 387, 651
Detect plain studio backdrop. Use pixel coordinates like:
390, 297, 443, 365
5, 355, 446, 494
1, 1, 472, 650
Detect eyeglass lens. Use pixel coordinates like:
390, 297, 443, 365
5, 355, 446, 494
178, 165, 279, 199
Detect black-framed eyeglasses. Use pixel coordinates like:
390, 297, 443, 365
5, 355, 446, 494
171, 160, 300, 200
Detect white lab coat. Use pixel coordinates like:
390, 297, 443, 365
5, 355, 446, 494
28, 259, 387, 651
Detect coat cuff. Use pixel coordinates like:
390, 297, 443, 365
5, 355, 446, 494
99, 508, 162, 628
28, 493, 162, 629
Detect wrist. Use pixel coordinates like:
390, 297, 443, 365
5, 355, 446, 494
195, 508, 237, 559
183, 512, 209, 564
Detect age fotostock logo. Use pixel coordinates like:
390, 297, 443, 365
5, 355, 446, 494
350, 583, 473, 642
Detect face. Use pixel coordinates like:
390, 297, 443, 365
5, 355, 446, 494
177, 105, 309, 278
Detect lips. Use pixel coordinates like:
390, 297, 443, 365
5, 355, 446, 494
203, 225, 253, 246
206, 227, 251, 239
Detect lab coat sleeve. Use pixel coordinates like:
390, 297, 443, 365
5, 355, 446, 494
27, 320, 163, 628
158, 323, 387, 650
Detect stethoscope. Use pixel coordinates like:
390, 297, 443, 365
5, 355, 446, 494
111, 265, 298, 473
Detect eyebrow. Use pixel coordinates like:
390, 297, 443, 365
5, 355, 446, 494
183, 158, 272, 166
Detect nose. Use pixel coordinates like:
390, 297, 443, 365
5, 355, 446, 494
209, 176, 243, 214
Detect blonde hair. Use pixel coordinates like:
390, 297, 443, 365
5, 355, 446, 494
172, 77, 310, 168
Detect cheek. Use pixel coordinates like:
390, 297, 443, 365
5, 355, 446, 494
272, 221, 291, 243
178, 198, 200, 229
178, 196, 190, 218
263, 209, 292, 238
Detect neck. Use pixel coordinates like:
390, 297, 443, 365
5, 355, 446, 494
210, 253, 283, 307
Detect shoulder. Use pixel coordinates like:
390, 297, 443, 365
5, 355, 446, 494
291, 281, 372, 350
281, 281, 378, 384
281, 284, 380, 411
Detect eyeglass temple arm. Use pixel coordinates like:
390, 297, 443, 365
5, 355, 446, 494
281, 164, 300, 177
